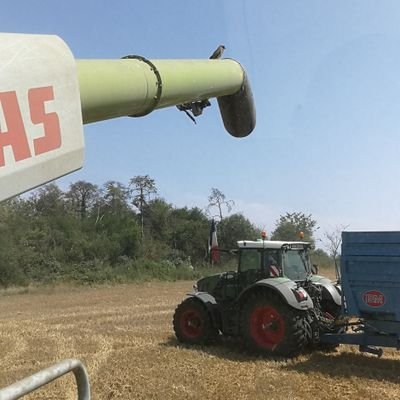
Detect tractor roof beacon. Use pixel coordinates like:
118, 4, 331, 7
173, 239, 342, 357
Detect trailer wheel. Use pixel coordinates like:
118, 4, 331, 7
241, 292, 307, 357
173, 297, 217, 345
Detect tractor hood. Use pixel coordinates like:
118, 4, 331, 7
195, 273, 222, 294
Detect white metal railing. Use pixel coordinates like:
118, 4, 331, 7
0, 359, 90, 400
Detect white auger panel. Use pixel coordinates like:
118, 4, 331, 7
0, 33, 83, 201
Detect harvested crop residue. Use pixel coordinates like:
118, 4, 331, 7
0, 281, 399, 399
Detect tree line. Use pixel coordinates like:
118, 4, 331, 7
0, 177, 336, 287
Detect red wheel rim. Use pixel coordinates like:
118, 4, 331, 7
250, 306, 285, 349
324, 312, 334, 320
180, 309, 204, 338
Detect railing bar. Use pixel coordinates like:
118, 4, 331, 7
0, 359, 90, 400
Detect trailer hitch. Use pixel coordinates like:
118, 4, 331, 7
359, 345, 383, 358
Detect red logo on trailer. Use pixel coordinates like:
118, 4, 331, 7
362, 290, 385, 307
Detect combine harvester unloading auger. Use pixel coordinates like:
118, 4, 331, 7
0, 33, 255, 203
0, 33, 255, 399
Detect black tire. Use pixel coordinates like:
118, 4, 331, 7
321, 300, 342, 320
317, 302, 343, 352
240, 292, 307, 357
173, 297, 217, 345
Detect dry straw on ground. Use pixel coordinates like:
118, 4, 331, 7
0, 281, 399, 399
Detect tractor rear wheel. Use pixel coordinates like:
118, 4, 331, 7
173, 297, 217, 345
241, 292, 307, 357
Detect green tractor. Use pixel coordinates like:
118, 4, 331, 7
173, 239, 342, 357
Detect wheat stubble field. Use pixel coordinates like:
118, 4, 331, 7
0, 281, 400, 400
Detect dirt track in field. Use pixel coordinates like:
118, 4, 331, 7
0, 281, 400, 399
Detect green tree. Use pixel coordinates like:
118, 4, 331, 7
0, 201, 26, 287
169, 207, 209, 262
65, 180, 99, 219
218, 213, 258, 249
311, 248, 333, 270
207, 188, 234, 221
271, 212, 318, 244
93, 181, 140, 263
102, 181, 130, 213
145, 198, 173, 242
95, 181, 131, 226
130, 175, 158, 240
29, 183, 66, 217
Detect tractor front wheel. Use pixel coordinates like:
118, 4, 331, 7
173, 297, 217, 345
241, 292, 307, 357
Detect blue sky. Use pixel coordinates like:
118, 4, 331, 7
3, 1, 400, 238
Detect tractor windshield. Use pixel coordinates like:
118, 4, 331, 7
283, 249, 310, 281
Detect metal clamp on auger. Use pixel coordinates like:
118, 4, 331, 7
176, 99, 211, 124
121, 54, 163, 117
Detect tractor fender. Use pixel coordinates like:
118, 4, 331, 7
238, 278, 314, 311
187, 292, 220, 328
319, 282, 342, 306
310, 276, 342, 306
188, 292, 217, 305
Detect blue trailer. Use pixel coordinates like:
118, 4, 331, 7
321, 231, 400, 356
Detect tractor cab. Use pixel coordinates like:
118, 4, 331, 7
196, 239, 312, 301
237, 240, 312, 286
